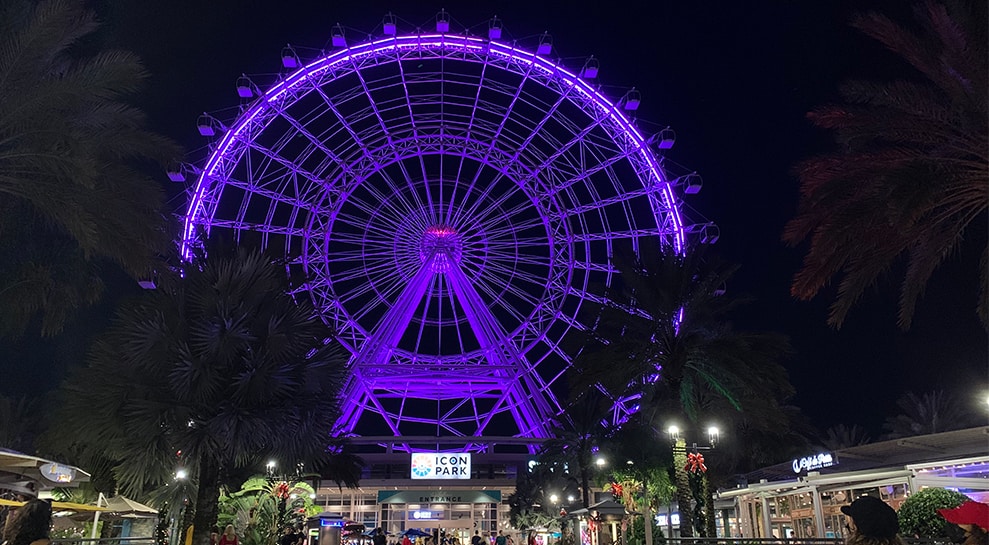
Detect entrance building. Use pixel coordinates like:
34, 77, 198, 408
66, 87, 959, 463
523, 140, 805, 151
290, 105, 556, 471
312, 437, 539, 541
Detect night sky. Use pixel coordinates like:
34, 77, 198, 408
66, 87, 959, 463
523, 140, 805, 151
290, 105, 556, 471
2, 0, 986, 440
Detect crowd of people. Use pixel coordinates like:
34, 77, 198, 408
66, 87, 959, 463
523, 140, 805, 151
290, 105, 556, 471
840, 496, 988, 545
1, 497, 987, 545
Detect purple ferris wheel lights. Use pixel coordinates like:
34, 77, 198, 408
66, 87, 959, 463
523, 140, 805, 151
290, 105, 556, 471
181, 30, 699, 442
182, 34, 685, 259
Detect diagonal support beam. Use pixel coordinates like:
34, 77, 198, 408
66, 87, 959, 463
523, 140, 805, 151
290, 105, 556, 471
443, 260, 556, 437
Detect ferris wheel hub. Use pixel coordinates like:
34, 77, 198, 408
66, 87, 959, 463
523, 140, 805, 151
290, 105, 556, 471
419, 225, 463, 273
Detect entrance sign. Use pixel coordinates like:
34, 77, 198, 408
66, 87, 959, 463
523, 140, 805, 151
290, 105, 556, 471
410, 453, 471, 479
792, 452, 836, 473
377, 490, 501, 504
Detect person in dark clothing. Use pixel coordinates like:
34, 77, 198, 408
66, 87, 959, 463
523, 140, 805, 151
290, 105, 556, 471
374, 528, 388, 545
280, 528, 299, 545
471, 532, 483, 545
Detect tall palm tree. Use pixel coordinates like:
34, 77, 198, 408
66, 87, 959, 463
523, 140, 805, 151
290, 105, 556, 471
0, 0, 180, 336
572, 247, 798, 536
883, 390, 978, 438
576, 247, 794, 424
48, 249, 363, 545
538, 389, 614, 509
784, 0, 988, 330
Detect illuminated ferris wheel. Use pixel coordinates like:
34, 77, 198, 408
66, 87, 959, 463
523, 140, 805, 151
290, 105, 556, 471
180, 15, 713, 442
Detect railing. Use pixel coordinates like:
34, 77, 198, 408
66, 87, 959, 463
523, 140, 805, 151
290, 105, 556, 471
53, 537, 156, 545
657, 539, 943, 545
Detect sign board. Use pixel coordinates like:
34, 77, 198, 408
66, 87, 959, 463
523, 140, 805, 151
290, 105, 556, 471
410, 453, 471, 479
39, 462, 76, 483
377, 490, 502, 504
792, 452, 836, 473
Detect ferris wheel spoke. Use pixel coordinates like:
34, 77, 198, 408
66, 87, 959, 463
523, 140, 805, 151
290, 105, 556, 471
481, 263, 546, 305
308, 79, 381, 169
444, 62, 491, 225
551, 147, 645, 199
268, 103, 359, 182
473, 215, 545, 241
241, 140, 328, 194
219, 174, 325, 216
330, 259, 400, 285
350, 174, 424, 224
447, 61, 536, 228
322, 247, 397, 262
450, 173, 522, 228
472, 193, 545, 232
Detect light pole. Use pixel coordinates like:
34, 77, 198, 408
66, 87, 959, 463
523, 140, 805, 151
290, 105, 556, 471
667, 425, 720, 538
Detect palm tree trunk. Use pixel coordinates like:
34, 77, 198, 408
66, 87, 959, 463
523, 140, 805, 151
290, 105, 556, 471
192, 455, 221, 545
180, 501, 196, 545
643, 503, 653, 545
580, 466, 591, 509
672, 442, 693, 538
702, 474, 715, 538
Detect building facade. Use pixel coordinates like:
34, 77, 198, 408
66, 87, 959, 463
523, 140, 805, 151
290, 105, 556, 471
717, 427, 989, 539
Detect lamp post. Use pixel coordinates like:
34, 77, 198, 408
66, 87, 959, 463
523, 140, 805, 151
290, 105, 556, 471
667, 425, 720, 538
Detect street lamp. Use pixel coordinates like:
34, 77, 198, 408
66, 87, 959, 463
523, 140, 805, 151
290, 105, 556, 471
667, 425, 681, 442
175, 469, 188, 480
667, 424, 721, 539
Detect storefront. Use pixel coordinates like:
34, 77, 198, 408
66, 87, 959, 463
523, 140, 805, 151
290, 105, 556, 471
717, 426, 989, 539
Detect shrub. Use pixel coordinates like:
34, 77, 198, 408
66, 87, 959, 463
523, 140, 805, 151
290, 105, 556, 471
897, 488, 970, 538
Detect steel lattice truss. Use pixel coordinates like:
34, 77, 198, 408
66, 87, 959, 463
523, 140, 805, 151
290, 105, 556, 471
182, 33, 690, 443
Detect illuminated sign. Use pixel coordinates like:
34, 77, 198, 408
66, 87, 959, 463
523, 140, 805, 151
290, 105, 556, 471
792, 452, 836, 473
377, 490, 501, 503
411, 511, 436, 520
410, 453, 471, 480
39, 462, 76, 483
655, 514, 680, 526
319, 519, 344, 527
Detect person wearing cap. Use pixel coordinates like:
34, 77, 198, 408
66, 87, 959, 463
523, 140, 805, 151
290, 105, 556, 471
938, 501, 989, 545
841, 496, 904, 545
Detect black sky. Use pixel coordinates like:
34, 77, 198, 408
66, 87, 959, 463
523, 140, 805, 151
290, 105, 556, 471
2, 0, 986, 439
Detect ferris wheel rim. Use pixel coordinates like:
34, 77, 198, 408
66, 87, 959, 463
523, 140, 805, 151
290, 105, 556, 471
182, 33, 686, 259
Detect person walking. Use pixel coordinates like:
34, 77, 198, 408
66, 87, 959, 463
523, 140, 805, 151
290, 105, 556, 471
219, 525, 239, 545
840, 496, 904, 545
495, 531, 506, 545
402, 533, 413, 545
470, 532, 482, 545
2, 499, 52, 545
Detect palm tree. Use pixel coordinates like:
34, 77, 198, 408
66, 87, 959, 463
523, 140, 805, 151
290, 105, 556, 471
48, 249, 362, 545
572, 246, 798, 536
538, 389, 615, 509
784, 0, 988, 330
0, 0, 180, 337
578, 248, 794, 424
883, 390, 978, 438
820, 424, 872, 450
0, 394, 41, 452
